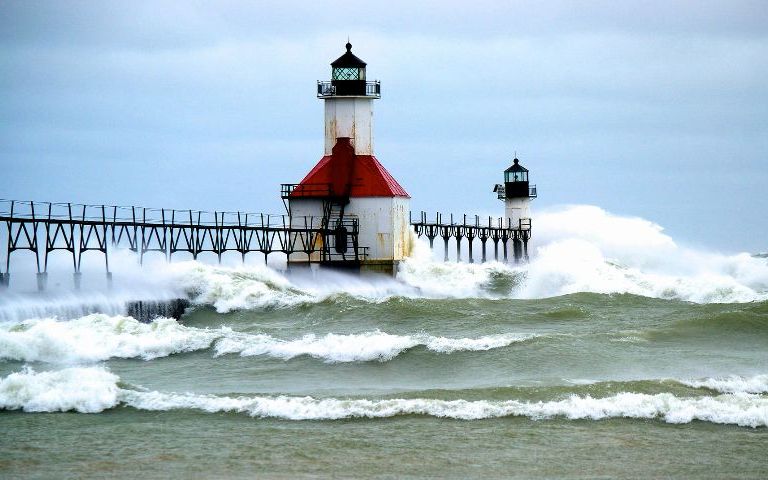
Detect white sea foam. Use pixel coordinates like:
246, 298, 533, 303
0, 314, 223, 363
398, 205, 768, 304
680, 375, 768, 394
0, 314, 531, 363
396, 237, 511, 298
0, 367, 119, 413
121, 391, 768, 427
3, 205, 765, 313
166, 261, 315, 312
3, 367, 767, 427
214, 331, 536, 362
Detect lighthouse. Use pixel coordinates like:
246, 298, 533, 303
493, 156, 537, 260
283, 42, 411, 274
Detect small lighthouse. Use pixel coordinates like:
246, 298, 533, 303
494, 156, 537, 260
284, 42, 411, 274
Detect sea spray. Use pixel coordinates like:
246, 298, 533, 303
398, 205, 768, 303
3, 205, 766, 315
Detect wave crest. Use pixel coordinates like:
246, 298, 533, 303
4, 367, 767, 427
215, 331, 536, 362
0, 315, 532, 364
398, 206, 768, 304
0, 367, 119, 413
681, 375, 768, 394
0, 314, 222, 363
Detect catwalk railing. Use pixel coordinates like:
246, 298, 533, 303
410, 211, 531, 263
0, 199, 366, 289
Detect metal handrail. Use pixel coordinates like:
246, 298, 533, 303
410, 211, 533, 231
0, 198, 357, 230
493, 184, 537, 200
316, 80, 381, 98
280, 183, 333, 199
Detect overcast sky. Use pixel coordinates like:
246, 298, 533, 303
1, 0, 766, 252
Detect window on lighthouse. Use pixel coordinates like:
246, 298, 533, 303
505, 170, 528, 183
332, 67, 365, 80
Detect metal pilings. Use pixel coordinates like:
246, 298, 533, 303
410, 211, 533, 265
0, 198, 367, 290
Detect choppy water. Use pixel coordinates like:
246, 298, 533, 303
2, 206, 767, 479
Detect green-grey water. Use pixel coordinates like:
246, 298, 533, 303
2, 230, 768, 478
2, 291, 768, 479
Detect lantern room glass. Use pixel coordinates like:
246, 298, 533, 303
332, 67, 366, 81
505, 170, 528, 183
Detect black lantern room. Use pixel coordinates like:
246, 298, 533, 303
332, 42, 366, 80
317, 42, 380, 97
494, 157, 537, 199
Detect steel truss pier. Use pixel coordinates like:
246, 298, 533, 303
0, 199, 366, 290
410, 211, 531, 263
0, 200, 533, 290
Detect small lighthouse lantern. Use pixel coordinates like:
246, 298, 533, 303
494, 156, 537, 228
503, 158, 531, 197
317, 42, 381, 98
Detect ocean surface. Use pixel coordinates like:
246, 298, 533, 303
1, 206, 767, 479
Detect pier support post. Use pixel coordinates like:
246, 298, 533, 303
443, 237, 449, 262
513, 239, 522, 263
106, 272, 113, 289
467, 238, 474, 264
481, 240, 487, 263
36, 272, 48, 292
1, 272, 9, 288
73, 272, 82, 290
523, 238, 529, 262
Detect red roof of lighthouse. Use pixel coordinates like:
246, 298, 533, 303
292, 138, 409, 198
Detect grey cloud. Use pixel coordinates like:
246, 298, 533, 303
0, 0, 766, 251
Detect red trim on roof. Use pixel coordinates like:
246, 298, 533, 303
292, 138, 409, 198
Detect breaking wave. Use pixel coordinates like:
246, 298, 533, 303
151, 205, 768, 308
681, 374, 768, 394
0, 314, 534, 364
213, 330, 536, 362
1, 205, 766, 320
3, 367, 767, 428
0, 314, 221, 362
400, 205, 768, 304
0, 366, 120, 414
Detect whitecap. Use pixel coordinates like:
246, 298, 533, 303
0, 314, 223, 363
4, 367, 768, 427
214, 331, 536, 362
0, 366, 119, 413
680, 374, 768, 394
0, 314, 533, 364
120, 390, 768, 427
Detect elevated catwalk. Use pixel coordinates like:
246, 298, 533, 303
0, 199, 531, 290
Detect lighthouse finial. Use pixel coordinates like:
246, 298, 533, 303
346, 38, 352, 52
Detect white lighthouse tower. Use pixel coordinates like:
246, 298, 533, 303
493, 157, 537, 260
494, 157, 537, 227
285, 42, 411, 274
